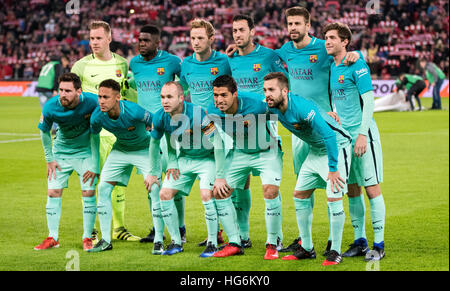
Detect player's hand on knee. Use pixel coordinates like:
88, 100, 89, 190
166, 168, 180, 181
46, 161, 61, 181
354, 134, 367, 157
225, 44, 237, 57
327, 111, 341, 125
83, 170, 99, 186
144, 175, 160, 192
213, 178, 231, 199
327, 171, 345, 193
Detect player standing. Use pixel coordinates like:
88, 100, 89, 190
71, 21, 139, 242
263, 72, 352, 266
208, 75, 283, 260
88, 79, 162, 253
34, 73, 100, 251
129, 24, 186, 243
274, 6, 361, 254
227, 14, 288, 248
146, 81, 219, 257
324, 22, 386, 261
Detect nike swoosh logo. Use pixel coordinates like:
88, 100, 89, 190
275, 178, 281, 181
209, 183, 214, 186
91, 74, 99, 77
364, 177, 373, 181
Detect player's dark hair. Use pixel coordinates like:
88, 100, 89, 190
232, 14, 255, 30
264, 72, 289, 89
140, 25, 161, 37
58, 72, 82, 90
212, 75, 237, 94
323, 22, 352, 49
99, 79, 121, 93
285, 6, 310, 24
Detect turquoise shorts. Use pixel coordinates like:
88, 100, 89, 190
162, 155, 215, 195
348, 136, 383, 187
100, 148, 152, 186
292, 134, 310, 175
48, 157, 98, 191
226, 149, 283, 190
295, 144, 352, 199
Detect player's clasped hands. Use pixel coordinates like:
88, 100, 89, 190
46, 160, 61, 181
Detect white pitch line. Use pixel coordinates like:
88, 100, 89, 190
0, 137, 41, 144
0, 132, 40, 136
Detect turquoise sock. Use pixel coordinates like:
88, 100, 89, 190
233, 189, 251, 240
82, 196, 97, 240
174, 193, 185, 228
348, 195, 367, 241
369, 195, 385, 245
294, 197, 313, 251
264, 196, 282, 245
215, 197, 240, 245
46, 196, 62, 241
202, 199, 218, 246
97, 182, 114, 243
276, 191, 283, 242
161, 198, 181, 245
328, 200, 345, 254
327, 205, 332, 241
149, 184, 164, 243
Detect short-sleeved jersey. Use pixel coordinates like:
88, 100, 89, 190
180, 50, 231, 109
90, 100, 153, 152
276, 37, 333, 112
229, 44, 287, 97
129, 50, 181, 113
268, 93, 352, 172
71, 53, 128, 94
207, 91, 276, 154
38, 92, 99, 159
330, 58, 378, 139
151, 101, 215, 158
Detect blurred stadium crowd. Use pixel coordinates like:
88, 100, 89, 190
0, 0, 448, 80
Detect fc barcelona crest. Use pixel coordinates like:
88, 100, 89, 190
338, 75, 345, 84
157, 67, 165, 75
211, 67, 219, 75
116, 69, 122, 77
309, 55, 317, 63
253, 64, 261, 72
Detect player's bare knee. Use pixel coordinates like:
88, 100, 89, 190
365, 184, 381, 199
200, 189, 213, 202
263, 185, 279, 199
82, 190, 95, 197
327, 197, 343, 202
159, 188, 175, 201
48, 189, 62, 197
293, 190, 313, 199
347, 183, 362, 197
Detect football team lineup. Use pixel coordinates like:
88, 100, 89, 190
10, 3, 444, 273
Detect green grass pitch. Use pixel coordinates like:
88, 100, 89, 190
0, 96, 448, 271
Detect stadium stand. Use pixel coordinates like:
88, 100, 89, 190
0, 0, 448, 80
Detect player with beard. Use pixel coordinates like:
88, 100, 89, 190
226, 14, 288, 250
34, 73, 100, 252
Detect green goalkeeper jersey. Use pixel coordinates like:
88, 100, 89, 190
71, 53, 128, 94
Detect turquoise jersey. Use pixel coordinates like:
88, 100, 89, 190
90, 100, 153, 152
180, 50, 231, 109
330, 58, 379, 139
38, 92, 99, 159
207, 91, 277, 154
129, 50, 181, 114
276, 37, 333, 112
268, 93, 352, 172
229, 44, 287, 97
151, 101, 215, 158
